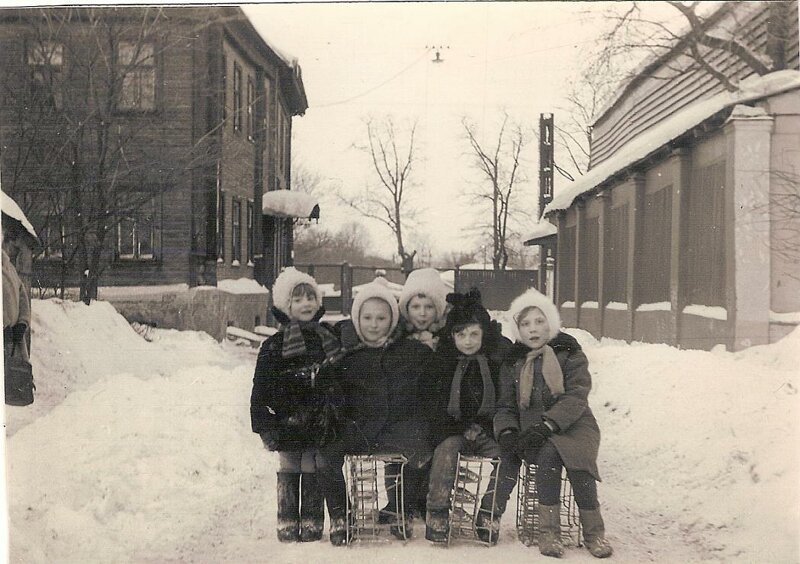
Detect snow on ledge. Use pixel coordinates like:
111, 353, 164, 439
217, 278, 269, 295
523, 220, 557, 243
637, 302, 671, 312
683, 304, 728, 321
561, 301, 575, 309
770, 311, 800, 325
581, 301, 599, 309
262, 190, 319, 219
606, 301, 628, 311
545, 71, 800, 215
1, 191, 38, 240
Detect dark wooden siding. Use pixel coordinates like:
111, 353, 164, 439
454, 269, 538, 311
638, 186, 672, 304
579, 217, 599, 304
605, 204, 628, 304
558, 225, 576, 306
591, 3, 799, 169
682, 161, 726, 307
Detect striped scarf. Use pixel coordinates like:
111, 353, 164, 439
518, 345, 564, 409
281, 320, 341, 360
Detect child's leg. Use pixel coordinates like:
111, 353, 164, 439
299, 449, 324, 542
532, 442, 565, 557
316, 442, 348, 546
475, 433, 521, 544
276, 451, 302, 542
425, 435, 467, 512
566, 468, 613, 558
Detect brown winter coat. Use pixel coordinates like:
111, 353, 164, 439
494, 332, 601, 480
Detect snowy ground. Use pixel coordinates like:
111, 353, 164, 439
4, 299, 799, 563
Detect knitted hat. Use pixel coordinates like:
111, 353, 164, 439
351, 279, 400, 345
398, 268, 449, 325
271, 267, 321, 317
443, 288, 492, 337
507, 289, 561, 342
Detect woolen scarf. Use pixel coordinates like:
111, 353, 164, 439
518, 345, 565, 409
281, 320, 341, 360
447, 354, 495, 420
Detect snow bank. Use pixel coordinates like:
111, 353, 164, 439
5, 301, 799, 562
217, 277, 270, 295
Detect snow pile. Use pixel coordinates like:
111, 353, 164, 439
1, 190, 38, 240
261, 190, 319, 219
5, 301, 799, 562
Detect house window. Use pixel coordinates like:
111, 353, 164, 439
27, 41, 63, 109
246, 200, 254, 264
117, 41, 155, 111
232, 198, 242, 264
221, 54, 227, 124
217, 190, 226, 261
117, 194, 158, 260
247, 76, 255, 141
262, 77, 271, 153
233, 62, 242, 132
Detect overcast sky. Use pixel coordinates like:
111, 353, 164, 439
243, 2, 681, 261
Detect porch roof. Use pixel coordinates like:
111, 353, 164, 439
261, 190, 320, 220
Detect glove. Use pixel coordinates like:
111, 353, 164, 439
497, 429, 519, 453
463, 423, 483, 442
11, 322, 27, 344
518, 421, 553, 454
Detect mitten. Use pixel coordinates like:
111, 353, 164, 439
463, 423, 483, 442
11, 322, 27, 344
497, 429, 519, 453
518, 421, 553, 453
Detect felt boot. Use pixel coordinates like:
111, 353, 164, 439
299, 473, 324, 542
425, 508, 449, 543
537, 504, 564, 558
580, 508, 613, 558
276, 472, 301, 542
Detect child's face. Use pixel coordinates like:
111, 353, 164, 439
517, 307, 550, 349
359, 298, 393, 344
453, 323, 483, 356
407, 295, 436, 331
289, 292, 318, 322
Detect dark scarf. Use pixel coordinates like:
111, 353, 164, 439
281, 320, 341, 360
447, 354, 495, 421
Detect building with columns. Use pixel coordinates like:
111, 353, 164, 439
539, 1, 799, 350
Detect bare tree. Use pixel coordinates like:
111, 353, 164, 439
1, 8, 233, 302
340, 117, 419, 274
462, 113, 527, 271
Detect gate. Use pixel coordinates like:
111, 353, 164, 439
454, 268, 538, 311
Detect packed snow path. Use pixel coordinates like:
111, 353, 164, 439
5, 300, 799, 562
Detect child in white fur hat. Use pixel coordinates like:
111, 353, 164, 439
494, 289, 613, 559
398, 268, 449, 351
250, 267, 347, 546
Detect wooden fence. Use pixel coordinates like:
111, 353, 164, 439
454, 268, 539, 310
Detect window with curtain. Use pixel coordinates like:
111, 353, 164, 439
117, 41, 155, 111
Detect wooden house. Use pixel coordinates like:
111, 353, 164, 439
0, 7, 311, 338
541, 1, 800, 350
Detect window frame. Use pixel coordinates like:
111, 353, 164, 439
233, 61, 242, 132
246, 200, 254, 265
27, 40, 64, 110
217, 189, 226, 262
115, 192, 161, 262
116, 40, 158, 113
232, 197, 242, 265
247, 75, 256, 142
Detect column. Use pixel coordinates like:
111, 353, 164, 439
626, 173, 645, 342
669, 148, 691, 347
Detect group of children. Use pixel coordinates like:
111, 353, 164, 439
249, 267, 613, 559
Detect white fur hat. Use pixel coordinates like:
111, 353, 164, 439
271, 267, 321, 317
508, 289, 561, 342
351, 279, 400, 343
398, 268, 448, 323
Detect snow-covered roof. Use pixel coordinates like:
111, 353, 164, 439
261, 190, 320, 219
523, 220, 557, 243
240, 6, 298, 68
1, 190, 38, 240
545, 71, 800, 215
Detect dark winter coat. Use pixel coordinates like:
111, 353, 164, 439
494, 331, 601, 480
430, 321, 512, 445
335, 320, 436, 468
250, 308, 342, 452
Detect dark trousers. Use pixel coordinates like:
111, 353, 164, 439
426, 432, 519, 514
524, 440, 598, 510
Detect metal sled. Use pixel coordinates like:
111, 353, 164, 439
515, 462, 582, 547
344, 454, 408, 544
447, 454, 502, 546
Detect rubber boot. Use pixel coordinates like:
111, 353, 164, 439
475, 501, 501, 545
580, 508, 613, 558
324, 484, 348, 546
425, 508, 449, 543
537, 504, 564, 558
276, 472, 301, 542
299, 473, 324, 542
